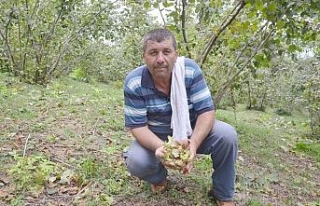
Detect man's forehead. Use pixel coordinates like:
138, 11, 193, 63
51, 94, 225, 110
145, 39, 174, 49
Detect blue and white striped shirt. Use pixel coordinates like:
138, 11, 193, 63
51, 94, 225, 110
124, 58, 215, 140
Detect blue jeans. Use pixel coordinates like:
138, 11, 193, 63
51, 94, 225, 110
124, 120, 238, 201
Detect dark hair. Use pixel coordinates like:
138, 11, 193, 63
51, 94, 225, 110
142, 28, 177, 52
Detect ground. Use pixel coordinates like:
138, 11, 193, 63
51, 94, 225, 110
0, 77, 319, 206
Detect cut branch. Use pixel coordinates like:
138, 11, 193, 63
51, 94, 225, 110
23, 134, 31, 157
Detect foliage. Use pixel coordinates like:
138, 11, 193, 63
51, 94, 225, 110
162, 136, 190, 171
0, 75, 319, 204
77, 156, 101, 179
9, 154, 57, 191
122, 0, 319, 137
301, 62, 320, 137
69, 67, 89, 82
295, 141, 320, 162
0, 0, 125, 84
1, 0, 319, 138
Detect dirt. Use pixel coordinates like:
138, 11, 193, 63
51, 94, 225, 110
0, 84, 319, 206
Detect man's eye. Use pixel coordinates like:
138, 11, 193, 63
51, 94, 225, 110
150, 51, 157, 56
163, 50, 171, 55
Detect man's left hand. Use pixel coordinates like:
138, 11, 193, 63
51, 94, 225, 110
177, 139, 197, 174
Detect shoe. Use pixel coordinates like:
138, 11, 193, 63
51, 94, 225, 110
150, 179, 168, 193
208, 189, 236, 206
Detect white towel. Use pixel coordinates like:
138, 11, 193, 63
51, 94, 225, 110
170, 56, 192, 140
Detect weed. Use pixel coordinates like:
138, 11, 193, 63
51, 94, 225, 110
246, 199, 263, 206
307, 200, 320, 206
9, 195, 25, 206
9, 154, 57, 191
77, 156, 101, 179
294, 141, 320, 162
1, 74, 320, 205
73, 192, 113, 206
46, 134, 59, 143
102, 178, 124, 194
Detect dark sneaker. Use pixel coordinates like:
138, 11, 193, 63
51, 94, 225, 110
151, 179, 168, 193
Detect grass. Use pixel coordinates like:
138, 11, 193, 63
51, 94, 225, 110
0, 73, 319, 206
295, 141, 320, 162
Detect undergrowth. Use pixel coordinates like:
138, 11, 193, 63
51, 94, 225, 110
0, 74, 319, 205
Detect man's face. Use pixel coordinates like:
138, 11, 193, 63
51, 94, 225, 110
143, 38, 178, 80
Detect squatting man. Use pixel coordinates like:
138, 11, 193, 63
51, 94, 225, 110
123, 28, 238, 206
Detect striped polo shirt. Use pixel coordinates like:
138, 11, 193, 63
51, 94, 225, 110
124, 57, 215, 140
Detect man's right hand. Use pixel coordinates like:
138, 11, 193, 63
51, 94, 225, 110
155, 141, 190, 171
155, 145, 179, 169
155, 145, 165, 160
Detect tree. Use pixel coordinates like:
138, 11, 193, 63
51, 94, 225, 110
0, 0, 119, 84
142, 0, 319, 107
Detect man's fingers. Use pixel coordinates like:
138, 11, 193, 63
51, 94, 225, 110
176, 138, 190, 148
182, 162, 194, 174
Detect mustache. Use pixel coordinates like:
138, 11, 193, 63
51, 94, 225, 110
154, 64, 167, 68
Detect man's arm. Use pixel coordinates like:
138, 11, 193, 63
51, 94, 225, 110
130, 126, 164, 152
182, 110, 215, 174
190, 110, 215, 149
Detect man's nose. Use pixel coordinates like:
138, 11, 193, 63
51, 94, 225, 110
156, 53, 165, 64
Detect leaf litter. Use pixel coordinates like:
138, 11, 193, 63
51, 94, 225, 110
0, 79, 319, 206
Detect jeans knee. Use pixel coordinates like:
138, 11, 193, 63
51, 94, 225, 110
126, 156, 156, 178
225, 126, 238, 145
213, 120, 238, 144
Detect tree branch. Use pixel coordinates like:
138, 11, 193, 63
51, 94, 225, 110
22, 0, 32, 73
213, 2, 295, 107
38, 5, 64, 68
1, 10, 17, 73
199, 0, 245, 67
214, 28, 275, 105
158, 7, 166, 26
47, 6, 107, 79
181, 0, 191, 58
234, 29, 274, 79
226, 21, 269, 77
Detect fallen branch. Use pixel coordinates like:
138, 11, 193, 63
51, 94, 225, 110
51, 157, 75, 168
23, 134, 31, 157
92, 117, 100, 136
66, 181, 93, 206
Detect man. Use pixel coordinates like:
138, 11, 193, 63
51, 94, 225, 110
123, 28, 238, 206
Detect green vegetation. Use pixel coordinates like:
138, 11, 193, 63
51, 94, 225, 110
295, 142, 320, 162
1, 0, 319, 138
1, 0, 319, 205
0, 74, 319, 205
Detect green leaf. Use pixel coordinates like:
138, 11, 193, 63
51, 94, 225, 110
288, 44, 298, 52
163, 1, 173, 8
143, 1, 151, 9
267, 2, 277, 12
242, 21, 250, 30
256, 0, 264, 10
276, 20, 286, 29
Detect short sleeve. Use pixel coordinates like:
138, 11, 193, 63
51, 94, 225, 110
124, 76, 147, 128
